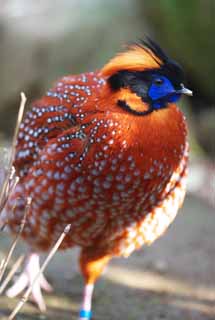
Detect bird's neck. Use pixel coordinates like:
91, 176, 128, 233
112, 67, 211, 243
114, 104, 187, 173
91, 81, 188, 172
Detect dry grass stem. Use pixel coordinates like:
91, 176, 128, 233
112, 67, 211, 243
8, 224, 71, 320
0, 93, 27, 290
0, 255, 24, 294
10, 92, 27, 170
0, 176, 19, 216
0, 259, 5, 271
0, 92, 27, 216
0, 197, 31, 282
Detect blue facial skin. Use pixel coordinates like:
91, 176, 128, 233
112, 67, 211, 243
148, 75, 181, 109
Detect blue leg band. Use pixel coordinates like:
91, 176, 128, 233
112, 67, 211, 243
79, 309, 92, 319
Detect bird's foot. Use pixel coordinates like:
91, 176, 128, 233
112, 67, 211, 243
79, 309, 92, 320
6, 252, 53, 312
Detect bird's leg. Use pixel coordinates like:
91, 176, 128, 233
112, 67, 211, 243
6, 252, 52, 312
79, 248, 111, 319
79, 283, 94, 320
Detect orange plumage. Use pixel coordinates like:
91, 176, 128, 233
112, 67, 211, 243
2, 38, 191, 319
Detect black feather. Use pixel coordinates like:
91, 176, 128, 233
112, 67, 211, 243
135, 36, 185, 86
136, 36, 169, 65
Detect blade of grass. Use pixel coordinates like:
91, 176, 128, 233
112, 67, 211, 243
8, 224, 71, 320
0, 197, 31, 282
0, 255, 24, 294
0, 176, 19, 215
9, 92, 27, 171
0, 92, 26, 215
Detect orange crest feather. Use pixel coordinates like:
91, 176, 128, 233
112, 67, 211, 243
101, 44, 162, 77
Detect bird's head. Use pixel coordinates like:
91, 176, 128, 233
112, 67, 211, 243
101, 37, 192, 116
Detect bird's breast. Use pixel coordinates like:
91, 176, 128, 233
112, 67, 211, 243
5, 104, 188, 252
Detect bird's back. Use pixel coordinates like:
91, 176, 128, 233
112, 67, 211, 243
14, 72, 105, 178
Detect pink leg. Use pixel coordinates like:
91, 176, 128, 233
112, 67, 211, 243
6, 252, 53, 312
79, 283, 94, 320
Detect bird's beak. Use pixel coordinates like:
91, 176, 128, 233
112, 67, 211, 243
177, 84, 193, 96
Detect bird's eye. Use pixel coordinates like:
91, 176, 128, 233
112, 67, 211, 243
154, 78, 164, 85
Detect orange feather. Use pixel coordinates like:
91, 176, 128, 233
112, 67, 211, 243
101, 44, 162, 76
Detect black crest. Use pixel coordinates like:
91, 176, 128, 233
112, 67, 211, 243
136, 37, 185, 86
136, 37, 169, 65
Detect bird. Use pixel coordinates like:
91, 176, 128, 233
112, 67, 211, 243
2, 37, 192, 319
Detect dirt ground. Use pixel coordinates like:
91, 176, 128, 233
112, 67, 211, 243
0, 195, 215, 320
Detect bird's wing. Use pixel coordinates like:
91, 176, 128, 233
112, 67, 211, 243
21, 122, 109, 246
14, 71, 105, 177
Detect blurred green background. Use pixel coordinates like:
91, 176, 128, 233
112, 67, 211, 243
0, 0, 214, 202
